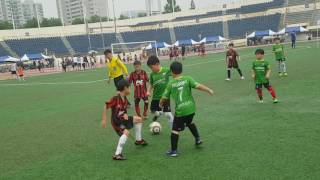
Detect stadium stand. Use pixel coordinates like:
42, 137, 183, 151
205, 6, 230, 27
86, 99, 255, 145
0, 43, 10, 56
240, 0, 285, 14
131, 20, 168, 27
5, 37, 69, 56
286, 9, 320, 25
228, 13, 281, 38
121, 28, 171, 43
174, 22, 223, 40
288, 0, 314, 6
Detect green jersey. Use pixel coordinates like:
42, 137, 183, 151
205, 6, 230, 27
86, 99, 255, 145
252, 59, 270, 84
272, 44, 285, 60
162, 76, 199, 117
150, 67, 171, 100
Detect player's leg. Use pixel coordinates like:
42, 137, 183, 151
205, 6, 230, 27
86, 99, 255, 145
167, 116, 184, 157
133, 116, 148, 146
113, 129, 129, 160
150, 100, 162, 121
163, 101, 173, 129
235, 62, 244, 79
134, 98, 141, 117
277, 61, 283, 76
185, 114, 202, 145
142, 97, 149, 119
256, 84, 264, 103
264, 82, 278, 103
281, 59, 287, 76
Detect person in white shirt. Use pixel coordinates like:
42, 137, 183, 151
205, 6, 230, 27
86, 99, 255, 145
10, 63, 17, 79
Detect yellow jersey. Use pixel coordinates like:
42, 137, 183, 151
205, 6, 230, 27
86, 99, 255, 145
106, 56, 128, 78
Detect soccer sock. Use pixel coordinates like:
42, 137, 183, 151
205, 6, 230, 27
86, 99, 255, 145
134, 123, 142, 141
237, 68, 243, 77
256, 88, 263, 100
115, 134, 128, 155
171, 133, 179, 151
282, 62, 287, 73
187, 123, 200, 140
278, 62, 282, 73
143, 102, 149, 116
135, 104, 141, 117
164, 112, 174, 129
227, 70, 231, 79
153, 111, 161, 121
267, 87, 277, 99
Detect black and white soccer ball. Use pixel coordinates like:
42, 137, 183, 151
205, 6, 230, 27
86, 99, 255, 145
149, 122, 162, 135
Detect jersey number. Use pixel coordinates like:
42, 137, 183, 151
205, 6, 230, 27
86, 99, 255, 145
178, 87, 184, 102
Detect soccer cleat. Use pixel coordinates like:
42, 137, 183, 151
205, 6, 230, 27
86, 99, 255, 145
143, 114, 148, 120
240, 76, 245, 80
152, 116, 158, 122
195, 139, 203, 146
278, 73, 283, 77
273, 98, 279, 104
135, 139, 148, 146
258, 100, 264, 103
112, 154, 126, 160
225, 78, 231, 81
283, 72, 288, 76
166, 150, 178, 157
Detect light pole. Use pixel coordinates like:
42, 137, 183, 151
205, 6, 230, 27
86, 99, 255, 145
112, 0, 118, 42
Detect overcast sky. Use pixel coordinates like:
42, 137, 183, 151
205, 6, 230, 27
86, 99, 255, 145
33, 0, 227, 18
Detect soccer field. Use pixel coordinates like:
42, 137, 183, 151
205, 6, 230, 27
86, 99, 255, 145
1, 41, 320, 180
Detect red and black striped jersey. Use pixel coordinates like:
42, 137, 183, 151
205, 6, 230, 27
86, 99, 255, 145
106, 95, 129, 125
128, 70, 149, 98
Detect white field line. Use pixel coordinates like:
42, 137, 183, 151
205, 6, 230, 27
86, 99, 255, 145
0, 46, 311, 87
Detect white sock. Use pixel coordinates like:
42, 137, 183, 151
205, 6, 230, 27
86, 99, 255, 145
282, 62, 286, 73
134, 123, 142, 141
164, 112, 174, 129
115, 134, 128, 155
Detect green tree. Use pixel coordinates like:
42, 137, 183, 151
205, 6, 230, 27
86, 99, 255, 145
119, 14, 129, 20
138, 12, 147, 17
24, 18, 38, 28
72, 18, 84, 25
41, 18, 62, 27
164, 0, 181, 14
88, 15, 100, 23
0, 21, 13, 30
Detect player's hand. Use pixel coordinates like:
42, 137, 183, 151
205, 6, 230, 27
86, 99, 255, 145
252, 75, 255, 79
265, 75, 270, 80
133, 116, 142, 123
123, 114, 129, 120
208, 89, 214, 96
146, 91, 150, 97
101, 120, 107, 128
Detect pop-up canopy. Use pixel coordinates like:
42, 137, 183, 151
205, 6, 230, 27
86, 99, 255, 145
146, 42, 171, 49
173, 39, 195, 46
21, 53, 51, 61
0, 56, 20, 63
277, 26, 308, 34
203, 36, 228, 42
247, 30, 276, 38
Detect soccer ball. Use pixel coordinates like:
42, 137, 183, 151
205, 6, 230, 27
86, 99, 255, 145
149, 122, 162, 135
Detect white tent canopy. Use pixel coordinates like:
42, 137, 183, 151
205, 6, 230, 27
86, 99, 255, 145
277, 26, 308, 34
247, 30, 276, 38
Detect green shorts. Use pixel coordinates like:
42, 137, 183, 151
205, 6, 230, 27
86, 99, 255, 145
276, 58, 286, 62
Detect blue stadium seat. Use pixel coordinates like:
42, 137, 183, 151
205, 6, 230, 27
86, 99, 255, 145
121, 28, 171, 43
174, 22, 223, 41
0, 44, 10, 56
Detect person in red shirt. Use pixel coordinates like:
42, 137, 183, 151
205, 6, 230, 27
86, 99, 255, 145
101, 79, 148, 160
128, 61, 149, 119
225, 43, 244, 81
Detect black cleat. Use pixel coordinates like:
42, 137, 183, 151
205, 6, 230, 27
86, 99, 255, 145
135, 139, 148, 146
195, 139, 203, 146
112, 154, 126, 160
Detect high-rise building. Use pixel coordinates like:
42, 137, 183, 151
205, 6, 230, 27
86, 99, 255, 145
22, 0, 44, 22
0, 0, 44, 28
56, 0, 109, 25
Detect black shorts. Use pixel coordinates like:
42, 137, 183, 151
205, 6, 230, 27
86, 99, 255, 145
111, 116, 134, 136
150, 100, 171, 113
255, 82, 271, 89
114, 75, 124, 89
11, 71, 16, 74
228, 60, 239, 69
134, 97, 148, 105
173, 113, 195, 131
276, 58, 286, 62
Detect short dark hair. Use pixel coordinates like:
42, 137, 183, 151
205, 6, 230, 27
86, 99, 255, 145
170, 61, 183, 74
104, 49, 112, 55
228, 43, 234, 47
116, 79, 130, 91
147, 55, 160, 66
133, 60, 141, 66
255, 49, 265, 55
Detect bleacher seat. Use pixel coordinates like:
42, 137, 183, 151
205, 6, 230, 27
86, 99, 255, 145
121, 28, 171, 43
174, 22, 223, 41
286, 9, 320, 25
0, 44, 10, 56
228, 13, 281, 38
5, 37, 69, 56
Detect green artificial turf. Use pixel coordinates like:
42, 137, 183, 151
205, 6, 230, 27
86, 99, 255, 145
0, 41, 320, 180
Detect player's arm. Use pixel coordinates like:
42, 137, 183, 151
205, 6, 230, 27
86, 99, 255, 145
147, 74, 153, 96
101, 104, 108, 128
116, 59, 128, 76
252, 70, 256, 79
160, 85, 171, 108
266, 69, 271, 80
195, 84, 214, 96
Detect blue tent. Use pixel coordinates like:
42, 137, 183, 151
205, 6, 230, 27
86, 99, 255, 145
205, 36, 228, 42
278, 26, 308, 34
174, 39, 193, 46
21, 53, 50, 61
247, 30, 276, 38
0, 56, 10, 63
0, 56, 20, 63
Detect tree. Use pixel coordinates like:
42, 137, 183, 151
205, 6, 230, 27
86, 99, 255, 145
72, 18, 84, 25
24, 18, 38, 28
138, 12, 147, 17
41, 18, 62, 27
119, 14, 129, 20
164, 0, 181, 14
0, 21, 13, 30
88, 15, 100, 23
190, 0, 196, 10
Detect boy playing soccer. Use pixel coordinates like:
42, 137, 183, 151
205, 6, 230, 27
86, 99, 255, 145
101, 80, 148, 160
147, 55, 174, 129
160, 61, 214, 157
225, 43, 244, 81
252, 49, 278, 103
272, 38, 287, 77
128, 61, 149, 119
